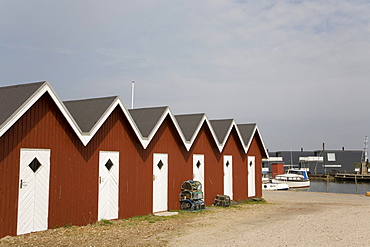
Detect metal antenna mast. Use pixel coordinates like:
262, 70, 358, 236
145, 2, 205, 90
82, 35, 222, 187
131, 80, 135, 109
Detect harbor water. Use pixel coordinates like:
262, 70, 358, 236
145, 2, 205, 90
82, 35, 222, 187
294, 180, 370, 194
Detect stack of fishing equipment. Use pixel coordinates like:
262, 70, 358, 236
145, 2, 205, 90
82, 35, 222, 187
179, 180, 206, 211
213, 194, 231, 207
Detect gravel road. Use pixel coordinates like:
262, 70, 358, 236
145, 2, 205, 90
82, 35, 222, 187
168, 191, 370, 247
1, 191, 369, 246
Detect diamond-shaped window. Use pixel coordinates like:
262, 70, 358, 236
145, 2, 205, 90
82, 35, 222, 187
225, 161, 230, 167
105, 159, 114, 171
29, 158, 42, 173
196, 160, 201, 169
157, 160, 164, 170
249, 161, 253, 166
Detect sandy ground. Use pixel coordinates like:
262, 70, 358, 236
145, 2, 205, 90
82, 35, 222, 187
1, 191, 369, 246
168, 191, 370, 247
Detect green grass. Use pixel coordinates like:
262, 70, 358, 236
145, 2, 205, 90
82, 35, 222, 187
63, 223, 73, 228
98, 219, 114, 226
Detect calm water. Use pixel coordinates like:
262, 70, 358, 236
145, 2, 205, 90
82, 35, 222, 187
292, 180, 370, 194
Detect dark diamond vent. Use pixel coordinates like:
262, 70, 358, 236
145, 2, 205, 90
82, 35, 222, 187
196, 160, 201, 169
105, 159, 114, 171
157, 160, 164, 170
249, 161, 253, 167
225, 161, 230, 167
29, 158, 42, 173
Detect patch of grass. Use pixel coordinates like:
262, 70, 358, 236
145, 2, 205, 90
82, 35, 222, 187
63, 224, 73, 228
122, 214, 165, 226
98, 219, 113, 226
238, 198, 266, 204
226, 198, 267, 209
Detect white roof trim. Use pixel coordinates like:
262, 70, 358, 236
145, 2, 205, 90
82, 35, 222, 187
244, 125, 269, 159
143, 107, 190, 150
82, 97, 145, 147
0, 81, 83, 142
0, 81, 267, 155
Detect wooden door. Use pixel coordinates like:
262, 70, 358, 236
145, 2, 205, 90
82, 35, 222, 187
18, 149, 50, 235
223, 155, 233, 200
153, 153, 168, 213
98, 151, 119, 221
248, 156, 256, 197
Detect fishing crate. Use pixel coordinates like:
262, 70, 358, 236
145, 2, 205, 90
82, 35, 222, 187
180, 199, 206, 211
213, 194, 231, 207
180, 180, 202, 191
180, 190, 204, 201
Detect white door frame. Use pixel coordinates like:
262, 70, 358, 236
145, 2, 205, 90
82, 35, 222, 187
153, 153, 168, 213
98, 151, 119, 221
193, 154, 205, 196
223, 155, 233, 200
248, 156, 256, 197
18, 148, 50, 235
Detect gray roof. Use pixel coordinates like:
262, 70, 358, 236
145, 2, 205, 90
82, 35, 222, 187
0, 81, 46, 128
175, 113, 205, 141
129, 106, 168, 138
210, 119, 234, 144
64, 96, 118, 132
237, 123, 256, 145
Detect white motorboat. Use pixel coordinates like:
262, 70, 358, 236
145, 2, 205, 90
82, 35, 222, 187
271, 169, 310, 188
262, 182, 289, 190
262, 173, 289, 190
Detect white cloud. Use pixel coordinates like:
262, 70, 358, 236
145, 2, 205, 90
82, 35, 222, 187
1, 0, 370, 150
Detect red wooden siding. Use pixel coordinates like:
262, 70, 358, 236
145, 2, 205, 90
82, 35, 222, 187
222, 128, 248, 201
0, 93, 97, 236
246, 133, 265, 198
0, 87, 266, 238
143, 116, 191, 211
187, 122, 222, 205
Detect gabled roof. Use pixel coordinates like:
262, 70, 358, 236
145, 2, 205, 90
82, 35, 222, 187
174, 113, 205, 141
128, 106, 190, 149
237, 123, 256, 145
0, 81, 269, 156
64, 96, 118, 133
209, 119, 235, 145
129, 106, 168, 138
0, 81, 45, 130
238, 123, 269, 158
0, 81, 84, 140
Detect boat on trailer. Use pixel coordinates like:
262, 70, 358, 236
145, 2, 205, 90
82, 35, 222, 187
271, 169, 310, 188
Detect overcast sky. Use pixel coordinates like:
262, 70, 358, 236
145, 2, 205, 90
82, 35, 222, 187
1, 0, 370, 151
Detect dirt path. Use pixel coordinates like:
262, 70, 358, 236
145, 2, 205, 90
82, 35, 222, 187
1, 191, 369, 246
168, 191, 370, 246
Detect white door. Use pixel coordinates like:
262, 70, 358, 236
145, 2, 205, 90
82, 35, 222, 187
18, 149, 50, 235
223, 155, 233, 200
193, 154, 205, 197
248, 156, 256, 197
153, 153, 168, 213
98, 151, 119, 221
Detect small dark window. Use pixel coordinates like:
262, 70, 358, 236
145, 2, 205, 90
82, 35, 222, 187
105, 159, 114, 171
157, 160, 164, 170
225, 161, 230, 167
196, 160, 201, 169
249, 161, 253, 166
29, 158, 42, 173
